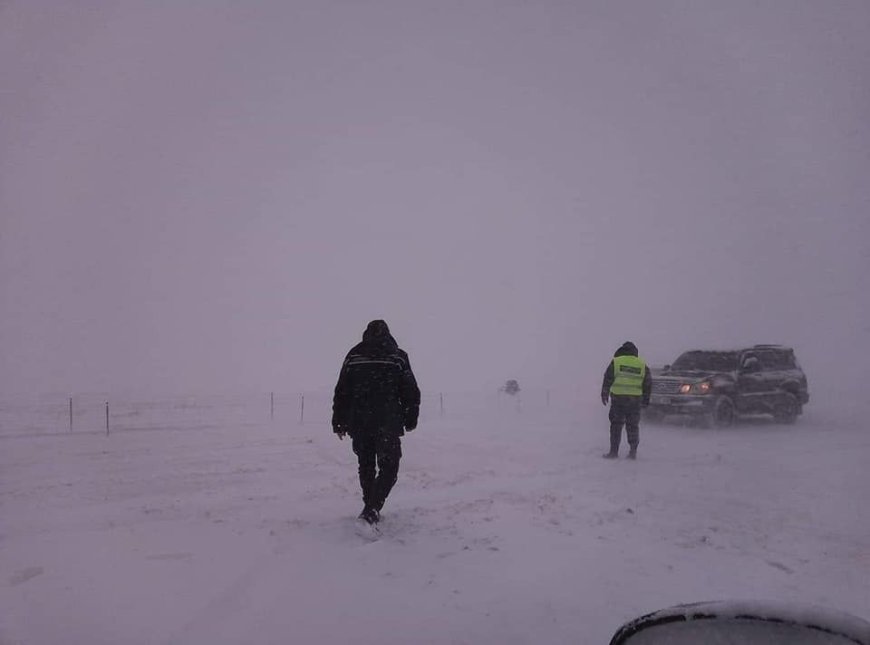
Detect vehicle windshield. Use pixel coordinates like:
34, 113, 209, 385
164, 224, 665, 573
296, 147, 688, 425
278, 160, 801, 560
670, 351, 739, 372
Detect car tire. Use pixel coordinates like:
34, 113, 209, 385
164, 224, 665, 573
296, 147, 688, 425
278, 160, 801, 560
773, 393, 799, 424
711, 396, 735, 428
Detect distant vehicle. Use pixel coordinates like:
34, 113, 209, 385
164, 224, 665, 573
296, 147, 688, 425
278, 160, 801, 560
646, 345, 809, 427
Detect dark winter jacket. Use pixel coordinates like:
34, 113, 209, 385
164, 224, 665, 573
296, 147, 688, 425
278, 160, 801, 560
332, 320, 420, 437
601, 341, 652, 405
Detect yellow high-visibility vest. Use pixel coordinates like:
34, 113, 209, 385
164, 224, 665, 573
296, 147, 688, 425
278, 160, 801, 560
610, 355, 646, 396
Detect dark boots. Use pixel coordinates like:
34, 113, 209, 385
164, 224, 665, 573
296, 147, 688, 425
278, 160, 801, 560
603, 448, 638, 459
358, 506, 380, 525
604, 447, 638, 459
603, 426, 620, 458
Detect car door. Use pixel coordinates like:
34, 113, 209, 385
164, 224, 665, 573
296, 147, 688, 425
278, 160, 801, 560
736, 351, 766, 413
756, 349, 789, 410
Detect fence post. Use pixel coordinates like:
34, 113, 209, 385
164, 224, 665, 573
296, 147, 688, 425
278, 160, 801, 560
300, 394, 305, 425
105, 401, 109, 436
69, 397, 73, 432
270, 392, 274, 422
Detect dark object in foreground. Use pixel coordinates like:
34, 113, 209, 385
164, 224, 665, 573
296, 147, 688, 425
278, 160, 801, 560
358, 506, 379, 525
333, 320, 420, 519
647, 345, 809, 427
610, 600, 870, 644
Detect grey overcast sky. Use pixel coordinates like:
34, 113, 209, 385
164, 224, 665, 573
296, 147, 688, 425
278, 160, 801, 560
1, 1, 868, 399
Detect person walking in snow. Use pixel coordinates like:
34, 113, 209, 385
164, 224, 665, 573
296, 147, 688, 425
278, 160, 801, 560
332, 320, 420, 525
600, 341, 652, 459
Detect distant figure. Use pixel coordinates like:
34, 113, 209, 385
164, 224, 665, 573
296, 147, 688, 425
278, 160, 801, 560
501, 379, 521, 396
332, 320, 420, 525
601, 341, 652, 459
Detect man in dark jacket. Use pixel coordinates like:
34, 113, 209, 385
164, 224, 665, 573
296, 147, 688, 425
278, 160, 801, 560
332, 320, 420, 525
601, 341, 652, 460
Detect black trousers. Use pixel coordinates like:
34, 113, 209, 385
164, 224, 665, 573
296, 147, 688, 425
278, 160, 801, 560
609, 396, 641, 451
352, 433, 402, 511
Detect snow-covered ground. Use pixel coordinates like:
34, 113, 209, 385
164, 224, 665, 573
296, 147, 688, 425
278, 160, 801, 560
1, 394, 868, 644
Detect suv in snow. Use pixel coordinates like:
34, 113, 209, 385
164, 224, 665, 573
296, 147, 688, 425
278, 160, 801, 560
646, 345, 809, 427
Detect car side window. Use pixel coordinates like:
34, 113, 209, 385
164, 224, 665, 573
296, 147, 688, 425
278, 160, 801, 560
740, 352, 760, 372
757, 351, 777, 371
758, 350, 795, 370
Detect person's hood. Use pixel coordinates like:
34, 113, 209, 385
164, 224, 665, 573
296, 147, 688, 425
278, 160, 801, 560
362, 319, 398, 349
614, 341, 639, 358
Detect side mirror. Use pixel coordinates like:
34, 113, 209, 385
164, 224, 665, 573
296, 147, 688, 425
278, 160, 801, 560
610, 601, 870, 645
662, 365, 671, 372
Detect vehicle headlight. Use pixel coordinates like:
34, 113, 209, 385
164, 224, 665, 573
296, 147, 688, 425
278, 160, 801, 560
679, 382, 713, 394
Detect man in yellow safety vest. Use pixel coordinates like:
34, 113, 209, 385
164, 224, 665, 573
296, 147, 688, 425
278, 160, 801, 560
601, 341, 652, 459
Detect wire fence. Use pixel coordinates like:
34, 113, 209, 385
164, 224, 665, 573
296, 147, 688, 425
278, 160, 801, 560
0, 388, 591, 439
